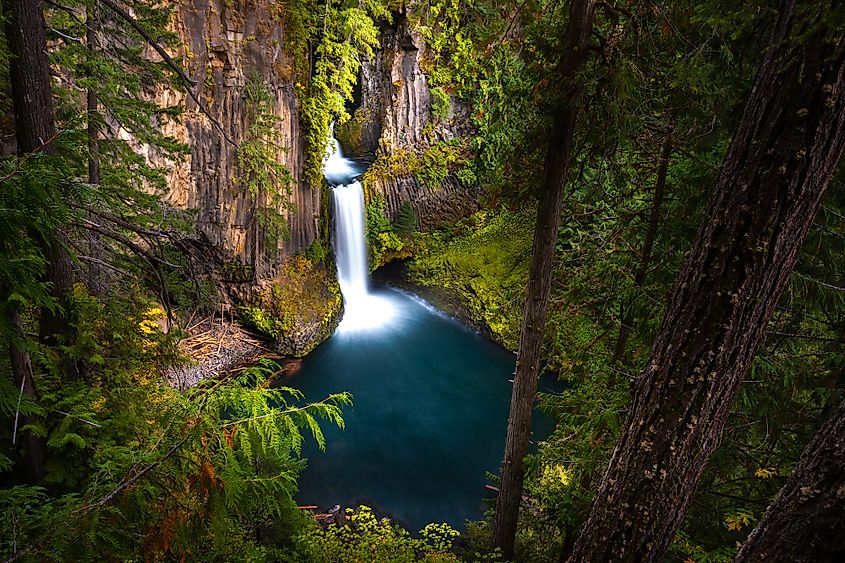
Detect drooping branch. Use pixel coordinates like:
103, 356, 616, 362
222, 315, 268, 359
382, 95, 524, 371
87, 0, 237, 146
78, 220, 175, 320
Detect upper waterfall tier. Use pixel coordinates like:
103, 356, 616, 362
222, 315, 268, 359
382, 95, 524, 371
324, 136, 363, 187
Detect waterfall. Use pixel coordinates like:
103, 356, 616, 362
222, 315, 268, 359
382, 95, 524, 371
331, 182, 368, 300
324, 136, 358, 187
324, 131, 395, 332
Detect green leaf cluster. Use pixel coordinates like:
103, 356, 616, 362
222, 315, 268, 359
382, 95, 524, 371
289, 505, 461, 562
295, 1, 396, 186
1, 289, 351, 560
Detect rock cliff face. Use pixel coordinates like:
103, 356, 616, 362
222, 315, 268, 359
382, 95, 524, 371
144, 0, 339, 358
339, 10, 483, 228
156, 2, 482, 271
153, 0, 319, 279
141, 1, 483, 357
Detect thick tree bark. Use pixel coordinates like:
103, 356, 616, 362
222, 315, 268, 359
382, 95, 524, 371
491, 0, 596, 559
612, 131, 672, 364
4, 0, 75, 349
569, 3, 845, 562
3, 0, 56, 155
735, 399, 845, 563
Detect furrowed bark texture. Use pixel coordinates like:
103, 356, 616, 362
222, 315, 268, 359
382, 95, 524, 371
3, 0, 56, 154
4, 0, 74, 346
569, 3, 845, 561
735, 400, 845, 563
491, 0, 596, 559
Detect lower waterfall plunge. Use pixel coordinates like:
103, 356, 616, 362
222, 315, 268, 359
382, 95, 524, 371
324, 135, 395, 332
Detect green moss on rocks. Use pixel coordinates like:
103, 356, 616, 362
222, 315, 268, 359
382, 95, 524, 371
335, 109, 375, 158
406, 207, 534, 349
364, 193, 416, 270
239, 254, 342, 356
362, 140, 474, 190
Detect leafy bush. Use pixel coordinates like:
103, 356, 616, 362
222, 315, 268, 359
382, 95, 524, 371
290, 506, 461, 562
1, 288, 351, 561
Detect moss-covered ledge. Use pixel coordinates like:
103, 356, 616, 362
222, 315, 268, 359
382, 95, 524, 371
394, 207, 534, 350
238, 254, 343, 357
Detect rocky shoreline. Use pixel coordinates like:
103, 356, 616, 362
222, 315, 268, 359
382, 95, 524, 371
165, 256, 507, 392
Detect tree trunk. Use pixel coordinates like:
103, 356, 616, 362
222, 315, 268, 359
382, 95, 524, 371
1, 0, 58, 480
491, 0, 596, 559
3, 0, 56, 155
568, 3, 845, 561
3, 0, 75, 348
735, 399, 845, 563
86, 4, 107, 297
8, 305, 46, 482
87, 3, 100, 189
612, 131, 672, 364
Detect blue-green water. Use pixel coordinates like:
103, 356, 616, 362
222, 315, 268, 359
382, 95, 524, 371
289, 287, 553, 532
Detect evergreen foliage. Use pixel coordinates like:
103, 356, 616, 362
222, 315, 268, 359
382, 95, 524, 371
403, 0, 845, 560
237, 72, 294, 254
0, 2, 349, 560
395, 202, 418, 236
2, 287, 350, 560
1, 0, 843, 561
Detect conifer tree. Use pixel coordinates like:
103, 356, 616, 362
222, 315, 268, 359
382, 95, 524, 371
491, 0, 597, 558
569, 2, 845, 560
1, 0, 69, 480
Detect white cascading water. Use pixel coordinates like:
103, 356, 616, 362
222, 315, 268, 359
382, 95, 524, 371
331, 181, 368, 300
324, 132, 395, 332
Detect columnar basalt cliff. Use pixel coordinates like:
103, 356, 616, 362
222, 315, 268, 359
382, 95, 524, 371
145, 0, 339, 356
154, 2, 482, 267
339, 10, 483, 228
142, 1, 485, 356
152, 0, 318, 280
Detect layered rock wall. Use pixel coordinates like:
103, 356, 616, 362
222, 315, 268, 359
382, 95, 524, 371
153, 2, 481, 274
342, 9, 483, 228
152, 0, 319, 279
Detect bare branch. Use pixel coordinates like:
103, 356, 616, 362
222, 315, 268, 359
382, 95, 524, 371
77, 432, 193, 513
96, 0, 237, 146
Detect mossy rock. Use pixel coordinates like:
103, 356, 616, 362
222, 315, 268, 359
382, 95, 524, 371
239, 255, 342, 356
406, 207, 534, 349
335, 109, 378, 159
